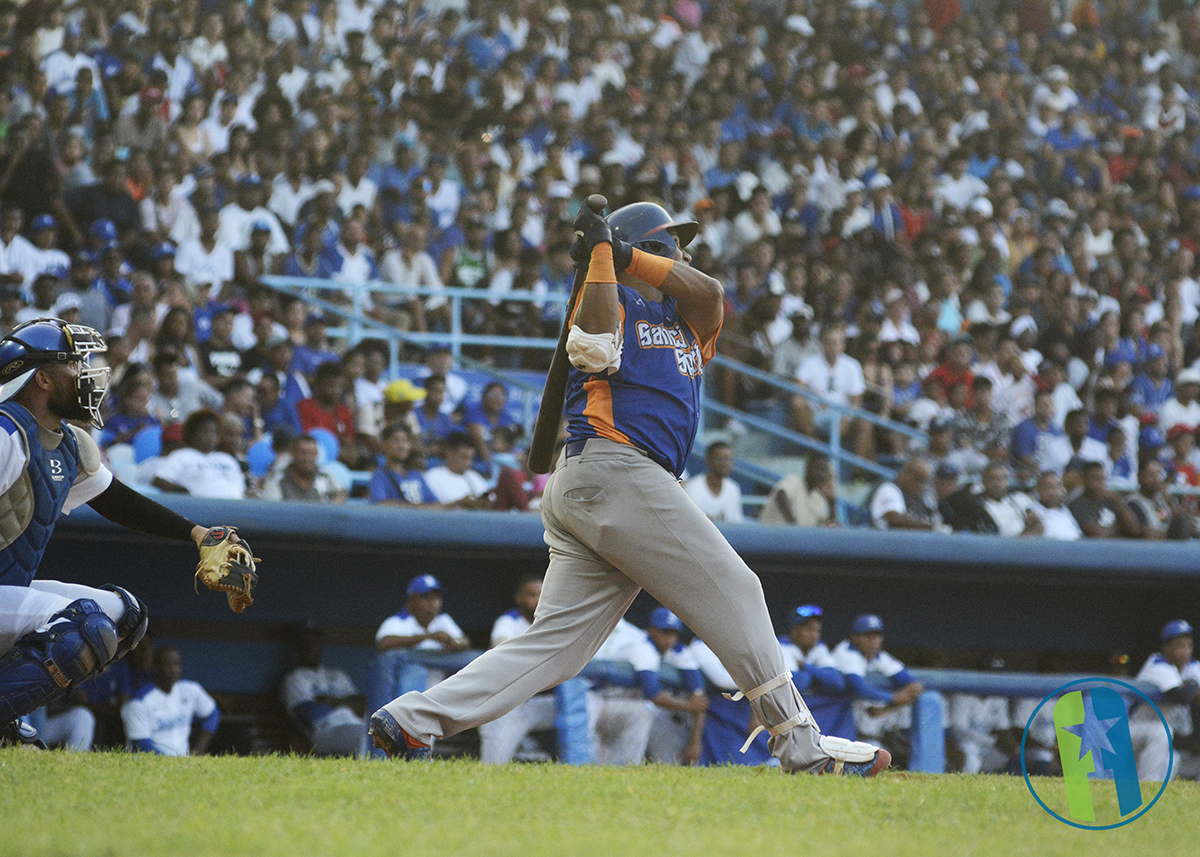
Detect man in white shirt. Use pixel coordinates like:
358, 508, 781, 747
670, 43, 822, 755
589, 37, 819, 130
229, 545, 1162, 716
121, 646, 219, 756
933, 150, 988, 214
423, 432, 490, 506
1037, 408, 1108, 475
977, 462, 1041, 537
1129, 620, 1200, 782
281, 624, 365, 757
478, 577, 558, 763
374, 575, 469, 655
1159, 368, 1200, 431
1023, 470, 1083, 540
174, 206, 234, 298
150, 409, 245, 499
792, 324, 865, 441
216, 175, 290, 256
588, 617, 663, 765
831, 615, 924, 752
683, 441, 743, 523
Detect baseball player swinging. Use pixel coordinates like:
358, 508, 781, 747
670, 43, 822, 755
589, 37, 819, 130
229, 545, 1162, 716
371, 202, 888, 776
0, 319, 258, 748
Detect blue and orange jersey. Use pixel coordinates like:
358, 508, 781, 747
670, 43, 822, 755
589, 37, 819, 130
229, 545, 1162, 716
563, 284, 720, 477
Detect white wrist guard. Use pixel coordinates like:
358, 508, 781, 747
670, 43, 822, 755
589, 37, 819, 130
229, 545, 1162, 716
566, 323, 623, 374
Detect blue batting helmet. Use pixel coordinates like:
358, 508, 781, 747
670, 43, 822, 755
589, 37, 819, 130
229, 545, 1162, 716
608, 202, 697, 260
0, 318, 110, 428
649, 607, 684, 632
1162, 620, 1193, 643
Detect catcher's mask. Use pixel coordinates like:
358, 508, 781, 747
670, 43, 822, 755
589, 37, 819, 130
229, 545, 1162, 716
0, 318, 110, 429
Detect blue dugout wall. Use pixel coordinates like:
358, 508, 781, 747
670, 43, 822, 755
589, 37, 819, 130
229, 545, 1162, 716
45, 499, 1200, 694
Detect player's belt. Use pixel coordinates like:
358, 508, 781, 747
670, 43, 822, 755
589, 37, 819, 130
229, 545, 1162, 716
564, 437, 675, 476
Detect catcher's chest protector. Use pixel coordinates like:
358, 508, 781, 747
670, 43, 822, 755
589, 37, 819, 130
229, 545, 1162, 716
0, 403, 79, 587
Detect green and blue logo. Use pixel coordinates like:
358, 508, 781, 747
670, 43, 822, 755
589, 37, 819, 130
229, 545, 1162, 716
1022, 678, 1171, 829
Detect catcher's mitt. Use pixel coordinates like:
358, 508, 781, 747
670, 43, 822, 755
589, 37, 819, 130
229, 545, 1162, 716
194, 526, 260, 613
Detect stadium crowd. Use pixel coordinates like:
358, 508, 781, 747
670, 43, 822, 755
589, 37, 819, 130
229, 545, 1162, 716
2, 0, 1200, 533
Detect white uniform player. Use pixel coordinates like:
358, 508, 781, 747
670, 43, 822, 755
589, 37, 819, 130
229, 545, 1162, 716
947, 676, 1013, 774
478, 578, 559, 764
644, 608, 707, 765
1130, 620, 1200, 782
831, 615, 924, 745
589, 618, 661, 765
120, 647, 219, 756
281, 625, 365, 757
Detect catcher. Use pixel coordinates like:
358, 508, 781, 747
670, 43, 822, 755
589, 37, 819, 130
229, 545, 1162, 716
0, 319, 259, 749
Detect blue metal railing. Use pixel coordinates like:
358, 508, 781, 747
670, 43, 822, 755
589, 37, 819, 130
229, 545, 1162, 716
257, 275, 924, 504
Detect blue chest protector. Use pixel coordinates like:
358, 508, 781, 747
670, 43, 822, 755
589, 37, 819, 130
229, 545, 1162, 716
0, 403, 81, 587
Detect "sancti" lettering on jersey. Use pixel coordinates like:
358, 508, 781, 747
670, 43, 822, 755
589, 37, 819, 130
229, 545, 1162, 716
635, 321, 703, 378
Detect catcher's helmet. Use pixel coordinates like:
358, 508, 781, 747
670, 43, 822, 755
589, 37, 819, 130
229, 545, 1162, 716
608, 202, 698, 260
0, 318, 110, 428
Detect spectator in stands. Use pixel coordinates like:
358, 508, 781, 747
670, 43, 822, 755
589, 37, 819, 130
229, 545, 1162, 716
423, 431, 491, 508
870, 457, 939, 531
296, 360, 356, 465
1069, 460, 1137, 539
413, 373, 457, 457
684, 441, 744, 523
375, 574, 469, 655
1160, 368, 1200, 431
1125, 459, 1195, 541
260, 433, 346, 504
102, 372, 159, 448
644, 608, 708, 767
1038, 408, 1107, 475
1165, 425, 1200, 486
791, 323, 866, 454
832, 614, 924, 768
415, 345, 467, 415
292, 313, 339, 378
1025, 471, 1083, 541
1011, 389, 1061, 480
368, 423, 437, 507
147, 348, 222, 429
280, 623, 365, 757
975, 462, 1042, 538
463, 380, 516, 466
1129, 620, 1200, 782
950, 375, 1012, 478
1129, 344, 1173, 422
150, 407, 246, 498
121, 646, 219, 756
757, 454, 837, 527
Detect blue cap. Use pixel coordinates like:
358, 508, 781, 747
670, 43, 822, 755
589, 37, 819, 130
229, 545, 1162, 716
239, 173, 264, 188
851, 614, 884, 634
1145, 343, 1167, 361
250, 219, 272, 233
1162, 620, 1193, 642
1139, 426, 1165, 450
407, 574, 440, 596
788, 604, 823, 628
31, 214, 55, 231
89, 219, 117, 241
649, 607, 684, 632
151, 241, 175, 260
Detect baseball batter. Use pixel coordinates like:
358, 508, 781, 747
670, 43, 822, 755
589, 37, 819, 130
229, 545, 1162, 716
371, 203, 888, 776
0, 319, 256, 748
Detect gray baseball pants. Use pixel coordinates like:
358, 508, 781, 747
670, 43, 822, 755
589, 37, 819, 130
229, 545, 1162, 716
381, 438, 829, 773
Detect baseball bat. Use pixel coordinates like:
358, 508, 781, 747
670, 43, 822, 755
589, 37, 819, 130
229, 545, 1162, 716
527, 193, 608, 474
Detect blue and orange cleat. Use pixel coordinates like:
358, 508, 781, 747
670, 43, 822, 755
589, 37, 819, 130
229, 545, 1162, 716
369, 709, 431, 760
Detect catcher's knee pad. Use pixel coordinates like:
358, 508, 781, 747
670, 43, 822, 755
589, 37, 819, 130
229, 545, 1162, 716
98, 584, 148, 659
0, 599, 120, 722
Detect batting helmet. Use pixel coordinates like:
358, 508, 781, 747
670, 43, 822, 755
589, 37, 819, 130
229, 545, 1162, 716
608, 202, 698, 260
0, 318, 110, 429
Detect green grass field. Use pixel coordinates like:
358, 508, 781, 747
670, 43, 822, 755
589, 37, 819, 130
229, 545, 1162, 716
1, 751, 1195, 857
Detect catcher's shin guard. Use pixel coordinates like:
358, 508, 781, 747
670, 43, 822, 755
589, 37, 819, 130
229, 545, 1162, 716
98, 584, 148, 659
0, 599, 120, 722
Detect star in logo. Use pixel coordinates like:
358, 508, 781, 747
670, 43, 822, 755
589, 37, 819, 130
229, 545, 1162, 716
1064, 691, 1123, 779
